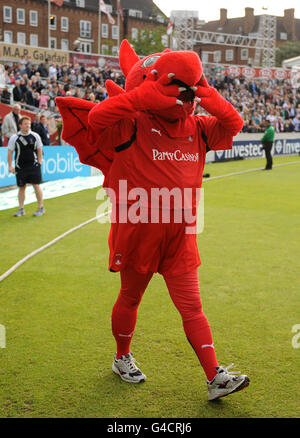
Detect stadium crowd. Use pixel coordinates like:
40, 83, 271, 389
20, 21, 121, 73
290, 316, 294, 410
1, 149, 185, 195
1, 57, 300, 140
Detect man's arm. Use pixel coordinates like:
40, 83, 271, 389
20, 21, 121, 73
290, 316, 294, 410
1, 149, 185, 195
7, 149, 15, 174
33, 132, 43, 164
37, 147, 43, 164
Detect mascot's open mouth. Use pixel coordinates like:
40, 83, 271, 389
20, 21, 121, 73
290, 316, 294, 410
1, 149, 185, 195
170, 79, 195, 103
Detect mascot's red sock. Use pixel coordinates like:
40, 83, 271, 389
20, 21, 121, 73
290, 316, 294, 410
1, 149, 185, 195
112, 267, 153, 359
164, 269, 219, 382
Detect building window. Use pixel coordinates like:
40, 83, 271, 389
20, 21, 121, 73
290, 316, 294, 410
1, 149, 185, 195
240, 48, 249, 60
80, 20, 91, 38
280, 32, 287, 40
61, 16, 69, 32
112, 25, 119, 40
102, 44, 109, 55
131, 28, 138, 41
112, 46, 118, 56
17, 8, 25, 25
102, 23, 109, 38
50, 37, 57, 49
80, 42, 91, 53
17, 32, 26, 45
29, 10, 38, 27
225, 49, 234, 62
104, 4, 112, 13
76, 0, 85, 7
30, 34, 38, 47
213, 50, 221, 63
4, 30, 13, 43
202, 52, 209, 63
50, 14, 56, 30
61, 39, 69, 51
3, 6, 12, 23
129, 9, 142, 18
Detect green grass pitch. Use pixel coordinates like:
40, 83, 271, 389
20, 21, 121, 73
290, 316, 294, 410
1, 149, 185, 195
0, 155, 299, 418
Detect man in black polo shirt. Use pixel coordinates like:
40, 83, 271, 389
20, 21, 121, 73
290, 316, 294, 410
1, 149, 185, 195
7, 116, 45, 217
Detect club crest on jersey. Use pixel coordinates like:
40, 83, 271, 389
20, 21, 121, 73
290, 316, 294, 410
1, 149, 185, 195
114, 254, 122, 265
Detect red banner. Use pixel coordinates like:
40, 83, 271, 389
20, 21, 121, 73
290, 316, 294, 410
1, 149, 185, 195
206, 63, 291, 80
69, 53, 120, 69
50, 0, 64, 6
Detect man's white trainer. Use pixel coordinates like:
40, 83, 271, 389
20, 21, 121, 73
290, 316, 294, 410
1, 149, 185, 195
112, 352, 146, 383
207, 363, 250, 401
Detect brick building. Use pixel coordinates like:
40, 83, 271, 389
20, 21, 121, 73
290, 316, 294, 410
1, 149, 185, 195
195, 8, 300, 66
0, 0, 167, 59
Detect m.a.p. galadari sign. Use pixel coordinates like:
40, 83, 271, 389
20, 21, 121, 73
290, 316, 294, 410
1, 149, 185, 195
0, 43, 69, 64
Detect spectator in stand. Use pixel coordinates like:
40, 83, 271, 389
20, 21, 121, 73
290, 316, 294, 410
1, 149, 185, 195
31, 113, 41, 132
49, 62, 57, 81
13, 80, 23, 102
37, 62, 48, 78
1, 86, 11, 104
2, 104, 21, 140
284, 118, 295, 132
38, 89, 50, 109
292, 114, 300, 132
23, 79, 35, 106
31, 114, 50, 146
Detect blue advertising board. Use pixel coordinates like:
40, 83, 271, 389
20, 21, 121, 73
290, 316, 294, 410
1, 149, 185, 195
213, 138, 300, 161
0, 146, 90, 187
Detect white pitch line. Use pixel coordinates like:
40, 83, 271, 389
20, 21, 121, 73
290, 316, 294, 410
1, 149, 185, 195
0, 211, 111, 284
0, 159, 299, 283
203, 160, 300, 182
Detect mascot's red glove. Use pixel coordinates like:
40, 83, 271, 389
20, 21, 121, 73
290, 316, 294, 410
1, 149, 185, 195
192, 76, 243, 136
126, 71, 184, 112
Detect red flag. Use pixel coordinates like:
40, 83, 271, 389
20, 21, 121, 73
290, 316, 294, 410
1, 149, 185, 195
50, 0, 64, 6
167, 19, 173, 35
100, 0, 116, 25
117, 0, 124, 22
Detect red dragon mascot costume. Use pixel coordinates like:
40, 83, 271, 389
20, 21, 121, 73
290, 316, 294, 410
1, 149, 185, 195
56, 40, 249, 401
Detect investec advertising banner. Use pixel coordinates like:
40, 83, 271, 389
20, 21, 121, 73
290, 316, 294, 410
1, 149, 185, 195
214, 139, 300, 161
0, 146, 90, 188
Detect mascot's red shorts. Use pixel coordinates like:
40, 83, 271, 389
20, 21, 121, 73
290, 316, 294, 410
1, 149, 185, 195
108, 205, 201, 277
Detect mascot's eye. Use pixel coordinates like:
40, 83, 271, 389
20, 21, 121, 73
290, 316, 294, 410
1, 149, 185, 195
141, 56, 160, 68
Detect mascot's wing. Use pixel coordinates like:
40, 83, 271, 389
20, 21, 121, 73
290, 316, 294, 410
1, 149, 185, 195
55, 96, 113, 176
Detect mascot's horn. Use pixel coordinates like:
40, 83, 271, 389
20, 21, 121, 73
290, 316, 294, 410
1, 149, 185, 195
119, 39, 140, 77
105, 79, 125, 97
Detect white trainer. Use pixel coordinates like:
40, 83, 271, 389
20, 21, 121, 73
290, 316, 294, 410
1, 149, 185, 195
207, 363, 250, 401
112, 352, 146, 383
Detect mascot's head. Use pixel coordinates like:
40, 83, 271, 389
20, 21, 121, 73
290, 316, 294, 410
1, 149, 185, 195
107, 40, 203, 121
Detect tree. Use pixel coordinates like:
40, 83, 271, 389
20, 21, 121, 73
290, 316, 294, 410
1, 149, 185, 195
276, 41, 300, 67
129, 27, 168, 56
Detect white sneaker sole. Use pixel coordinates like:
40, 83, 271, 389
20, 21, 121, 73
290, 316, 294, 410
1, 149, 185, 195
208, 376, 250, 401
112, 362, 146, 384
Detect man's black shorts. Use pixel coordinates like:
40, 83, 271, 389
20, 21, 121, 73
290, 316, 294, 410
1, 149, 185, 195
15, 164, 42, 187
